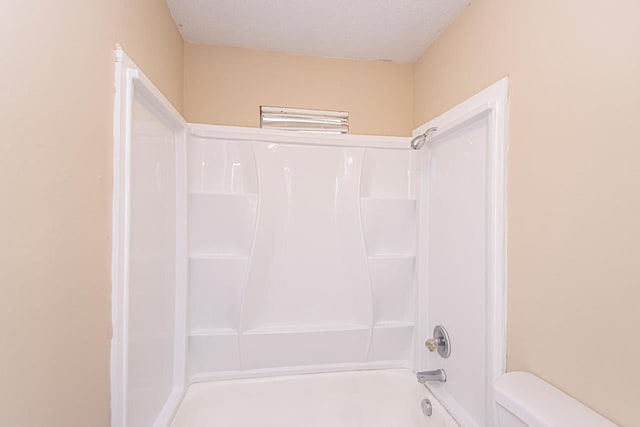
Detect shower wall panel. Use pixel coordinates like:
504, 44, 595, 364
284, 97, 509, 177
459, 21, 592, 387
187, 132, 417, 379
126, 96, 180, 427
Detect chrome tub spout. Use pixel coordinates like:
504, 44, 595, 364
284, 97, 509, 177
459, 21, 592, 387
416, 369, 447, 383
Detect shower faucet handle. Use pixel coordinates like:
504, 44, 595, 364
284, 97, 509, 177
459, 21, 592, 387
425, 338, 440, 352
424, 325, 451, 358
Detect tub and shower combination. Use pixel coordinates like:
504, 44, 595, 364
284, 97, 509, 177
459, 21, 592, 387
111, 50, 617, 427
172, 370, 457, 427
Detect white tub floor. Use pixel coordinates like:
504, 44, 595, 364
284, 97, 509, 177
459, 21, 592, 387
171, 369, 458, 427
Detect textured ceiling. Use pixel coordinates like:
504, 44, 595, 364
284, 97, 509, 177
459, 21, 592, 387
167, 0, 470, 63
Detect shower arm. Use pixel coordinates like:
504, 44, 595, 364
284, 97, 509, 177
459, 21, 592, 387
410, 127, 438, 150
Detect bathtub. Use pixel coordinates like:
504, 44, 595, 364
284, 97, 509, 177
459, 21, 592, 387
171, 369, 459, 427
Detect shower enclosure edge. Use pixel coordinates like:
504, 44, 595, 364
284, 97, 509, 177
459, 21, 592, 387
112, 47, 188, 427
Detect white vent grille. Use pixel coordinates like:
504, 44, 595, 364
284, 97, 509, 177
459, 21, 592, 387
260, 106, 349, 134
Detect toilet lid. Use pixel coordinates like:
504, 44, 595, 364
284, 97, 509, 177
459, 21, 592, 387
494, 372, 618, 427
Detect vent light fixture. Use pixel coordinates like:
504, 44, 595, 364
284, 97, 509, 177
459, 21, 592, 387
260, 106, 349, 134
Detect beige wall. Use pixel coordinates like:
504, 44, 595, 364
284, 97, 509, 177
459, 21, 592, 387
414, 0, 639, 425
2, 0, 639, 425
184, 44, 414, 136
0, 1, 183, 426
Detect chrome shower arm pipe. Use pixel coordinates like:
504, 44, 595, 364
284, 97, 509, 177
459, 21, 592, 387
410, 127, 438, 150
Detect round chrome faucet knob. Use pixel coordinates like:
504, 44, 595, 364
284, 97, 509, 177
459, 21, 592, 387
424, 325, 451, 358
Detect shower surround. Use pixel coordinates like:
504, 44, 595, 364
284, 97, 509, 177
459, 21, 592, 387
187, 126, 417, 379
112, 49, 507, 427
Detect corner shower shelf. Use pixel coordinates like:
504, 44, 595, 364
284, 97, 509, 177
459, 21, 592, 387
373, 321, 415, 329
367, 254, 416, 260
189, 254, 250, 260
360, 196, 417, 203
190, 328, 239, 337
243, 324, 370, 335
189, 191, 258, 198
368, 321, 415, 362
189, 255, 248, 332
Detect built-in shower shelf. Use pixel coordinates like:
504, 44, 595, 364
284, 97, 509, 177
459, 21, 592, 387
189, 191, 258, 198
189, 254, 250, 260
368, 321, 415, 361
189, 324, 377, 338
373, 321, 415, 329
360, 196, 416, 201
243, 323, 369, 335
190, 328, 239, 337
367, 254, 415, 260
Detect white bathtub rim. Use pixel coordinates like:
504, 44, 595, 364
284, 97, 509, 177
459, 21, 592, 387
173, 368, 461, 427
422, 383, 464, 427
189, 360, 412, 383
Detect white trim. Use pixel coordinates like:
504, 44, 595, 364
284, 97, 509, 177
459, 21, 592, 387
173, 122, 189, 396
189, 123, 410, 150
152, 389, 185, 427
413, 77, 508, 427
111, 47, 188, 427
111, 46, 126, 427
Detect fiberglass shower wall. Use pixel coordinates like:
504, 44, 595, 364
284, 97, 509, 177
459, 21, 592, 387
186, 126, 419, 379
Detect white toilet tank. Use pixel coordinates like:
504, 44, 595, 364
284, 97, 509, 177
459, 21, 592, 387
494, 372, 618, 427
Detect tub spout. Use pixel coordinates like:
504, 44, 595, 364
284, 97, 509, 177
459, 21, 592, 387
416, 369, 447, 383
